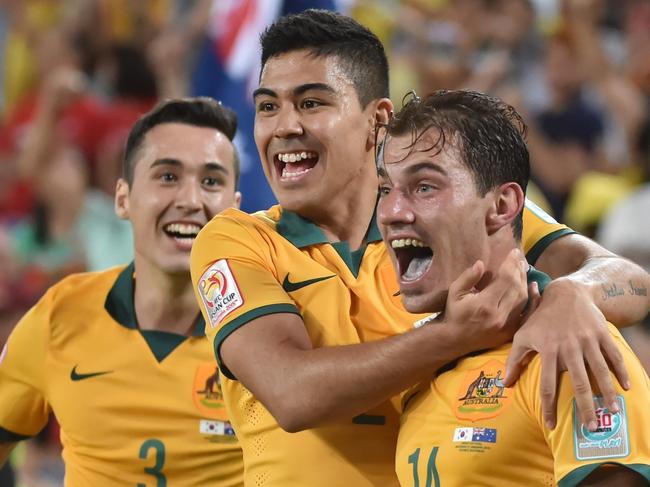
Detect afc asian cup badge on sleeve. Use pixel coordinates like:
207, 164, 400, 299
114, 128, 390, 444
573, 395, 629, 460
198, 259, 244, 328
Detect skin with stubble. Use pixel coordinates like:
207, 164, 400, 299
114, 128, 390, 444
377, 126, 649, 486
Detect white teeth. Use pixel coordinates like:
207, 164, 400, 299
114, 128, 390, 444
391, 238, 426, 249
282, 166, 312, 178
164, 223, 201, 237
278, 151, 316, 164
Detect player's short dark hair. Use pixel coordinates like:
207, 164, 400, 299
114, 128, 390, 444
260, 9, 389, 107
382, 90, 529, 240
123, 97, 240, 189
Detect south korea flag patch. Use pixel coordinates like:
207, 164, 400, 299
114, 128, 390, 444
198, 260, 244, 327
573, 395, 629, 460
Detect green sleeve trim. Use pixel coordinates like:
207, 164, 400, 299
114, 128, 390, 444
214, 303, 301, 380
352, 414, 386, 426
525, 228, 576, 266
558, 462, 650, 487
0, 426, 30, 443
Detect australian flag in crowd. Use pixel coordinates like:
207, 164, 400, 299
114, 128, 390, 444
191, 0, 340, 213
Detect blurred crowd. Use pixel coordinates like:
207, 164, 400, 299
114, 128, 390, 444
0, 0, 648, 485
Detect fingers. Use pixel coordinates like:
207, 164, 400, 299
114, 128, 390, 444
564, 349, 598, 431
599, 332, 631, 391
522, 282, 541, 320
503, 340, 535, 387
583, 340, 620, 416
539, 350, 559, 429
448, 260, 485, 298
481, 249, 527, 309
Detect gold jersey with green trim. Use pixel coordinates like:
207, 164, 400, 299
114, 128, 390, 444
190, 201, 572, 487
0, 264, 243, 487
396, 273, 650, 487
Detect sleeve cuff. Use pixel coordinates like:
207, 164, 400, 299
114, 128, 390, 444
526, 228, 576, 266
214, 303, 301, 380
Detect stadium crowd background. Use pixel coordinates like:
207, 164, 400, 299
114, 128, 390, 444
0, 0, 648, 485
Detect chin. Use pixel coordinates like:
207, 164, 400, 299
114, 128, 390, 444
401, 290, 447, 315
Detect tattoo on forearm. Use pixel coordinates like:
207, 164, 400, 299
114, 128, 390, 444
602, 282, 648, 300
602, 283, 625, 300
628, 280, 648, 297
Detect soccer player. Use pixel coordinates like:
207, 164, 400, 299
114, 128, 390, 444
190, 10, 650, 486
0, 98, 244, 486
378, 90, 650, 487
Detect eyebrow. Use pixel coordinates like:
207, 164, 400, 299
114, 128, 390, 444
377, 160, 448, 179
252, 83, 336, 100
150, 158, 230, 174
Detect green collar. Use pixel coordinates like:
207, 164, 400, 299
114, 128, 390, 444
104, 262, 205, 337
276, 208, 382, 249
276, 208, 382, 278
527, 265, 551, 293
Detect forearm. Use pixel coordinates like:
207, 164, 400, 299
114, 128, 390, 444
234, 322, 462, 432
544, 255, 649, 327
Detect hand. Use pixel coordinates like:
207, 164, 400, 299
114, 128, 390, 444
504, 278, 631, 431
442, 248, 529, 356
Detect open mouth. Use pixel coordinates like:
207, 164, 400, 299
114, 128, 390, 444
391, 238, 433, 282
163, 222, 201, 246
274, 151, 319, 181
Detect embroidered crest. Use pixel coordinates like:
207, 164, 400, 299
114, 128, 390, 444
193, 362, 228, 421
455, 360, 512, 421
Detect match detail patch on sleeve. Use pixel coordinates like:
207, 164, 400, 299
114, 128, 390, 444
573, 395, 629, 460
198, 260, 244, 328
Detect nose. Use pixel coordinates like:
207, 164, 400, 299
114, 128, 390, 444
175, 177, 202, 212
377, 190, 415, 227
273, 105, 303, 138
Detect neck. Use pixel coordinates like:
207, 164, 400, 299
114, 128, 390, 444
309, 170, 379, 250
132, 254, 198, 335
483, 230, 525, 278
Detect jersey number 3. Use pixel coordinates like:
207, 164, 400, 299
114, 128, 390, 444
138, 439, 167, 487
408, 446, 440, 487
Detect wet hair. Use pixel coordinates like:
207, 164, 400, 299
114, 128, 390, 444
123, 97, 240, 189
382, 90, 529, 240
260, 9, 389, 107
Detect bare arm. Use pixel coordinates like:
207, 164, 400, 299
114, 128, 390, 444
536, 233, 650, 326
0, 442, 16, 468
578, 465, 649, 486
222, 251, 529, 432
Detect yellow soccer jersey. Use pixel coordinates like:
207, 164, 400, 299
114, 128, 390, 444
396, 271, 650, 487
190, 202, 572, 487
0, 264, 243, 487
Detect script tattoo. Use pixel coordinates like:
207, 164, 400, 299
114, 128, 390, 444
602, 283, 625, 300
628, 280, 648, 297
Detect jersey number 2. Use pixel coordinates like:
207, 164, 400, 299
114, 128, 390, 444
408, 447, 440, 487
138, 439, 167, 487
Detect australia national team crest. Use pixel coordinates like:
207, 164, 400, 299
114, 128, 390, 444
193, 362, 229, 421
455, 360, 512, 421
198, 259, 244, 327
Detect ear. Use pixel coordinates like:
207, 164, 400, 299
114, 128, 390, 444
366, 97, 394, 148
233, 191, 242, 210
114, 178, 131, 220
485, 182, 525, 235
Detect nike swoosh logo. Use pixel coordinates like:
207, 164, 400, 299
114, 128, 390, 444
70, 365, 113, 381
282, 273, 335, 292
